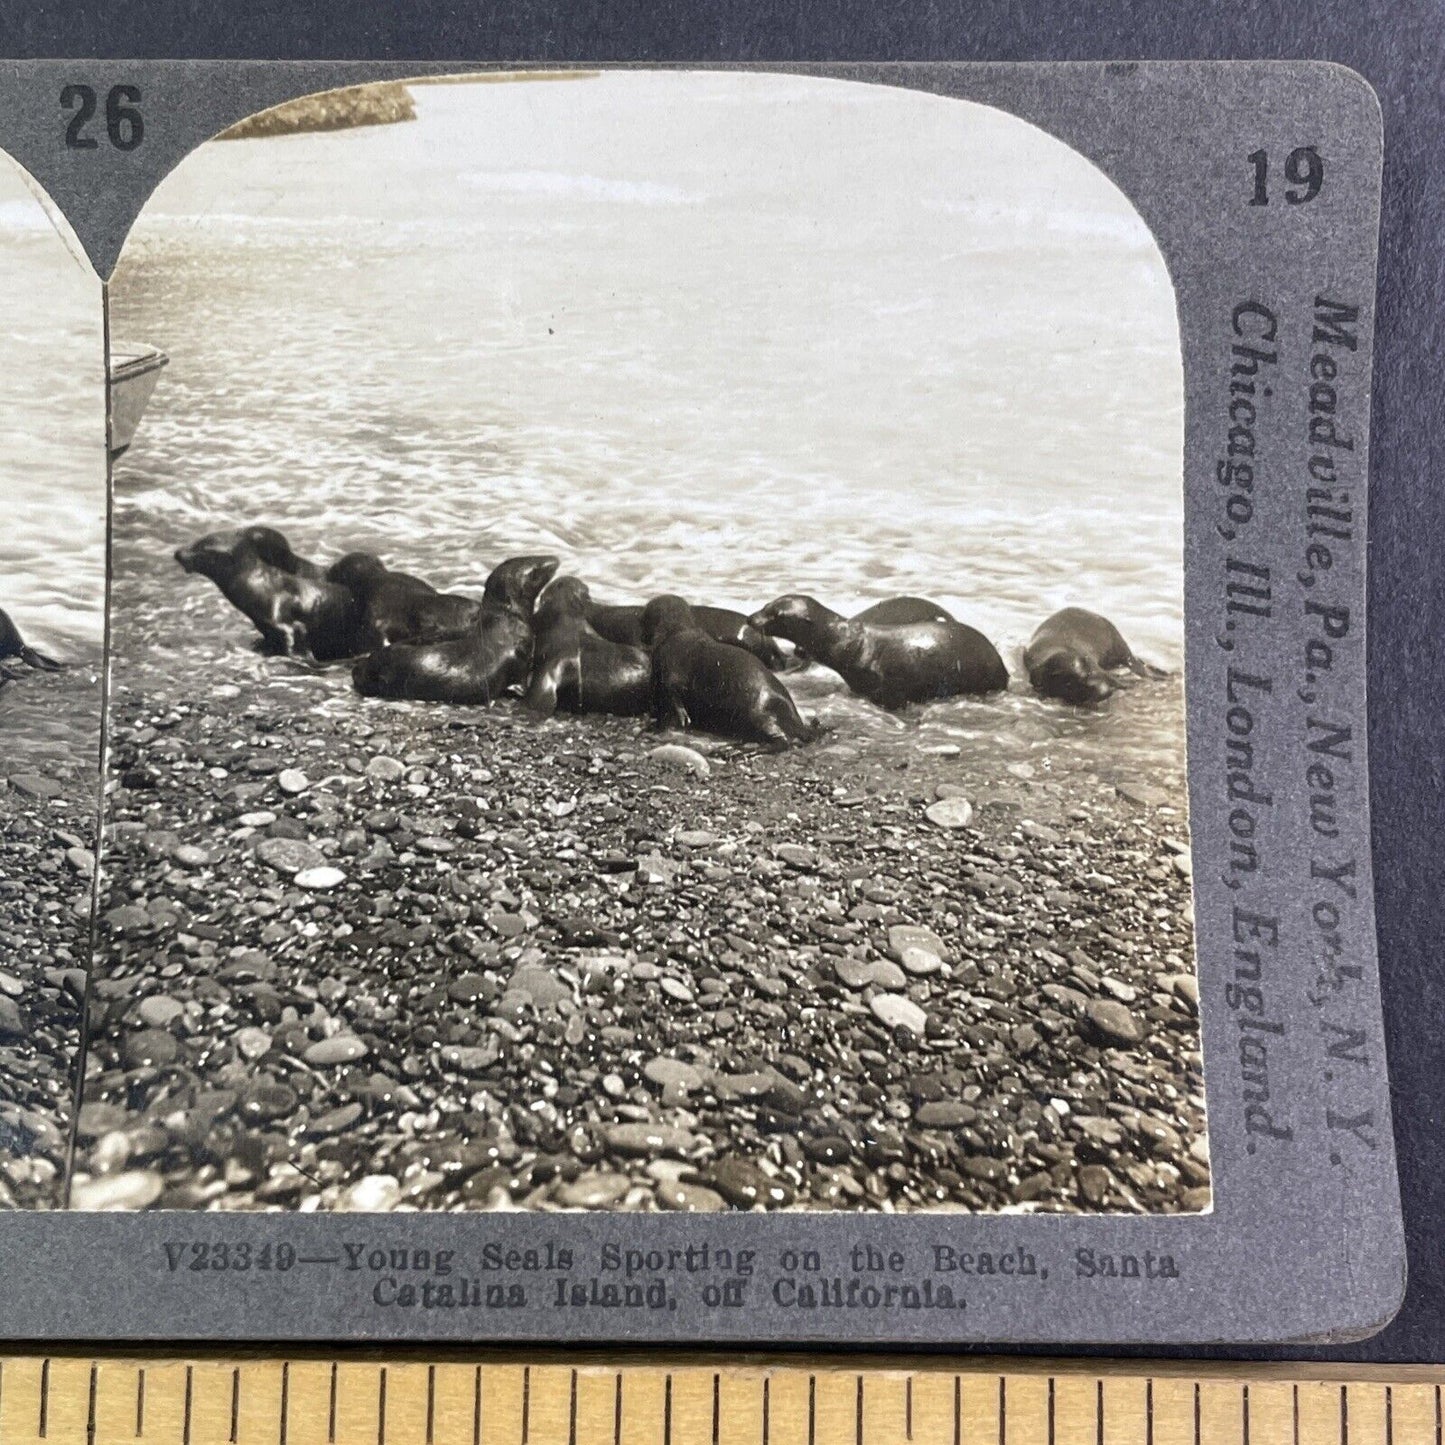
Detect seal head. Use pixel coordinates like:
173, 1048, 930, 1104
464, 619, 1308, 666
523, 576, 653, 717
175, 525, 367, 661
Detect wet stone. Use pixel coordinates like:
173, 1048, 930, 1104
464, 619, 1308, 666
603, 1122, 699, 1158
656, 1181, 727, 1212
235, 1027, 272, 1061
888, 924, 948, 965
556, 1171, 631, 1208
339, 1175, 401, 1212
254, 837, 325, 875
924, 797, 974, 829
643, 1057, 708, 1094
703, 1158, 793, 1210
70, 1169, 164, 1211
870, 994, 928, 1037
295, 866, 346, 891
310, 1103, 364, 1136
122, 1029, 180, 1069
649, 744, 711, 778
914, 1101, 977, 1129
1085, 999, 1145, 1047
137, 995, 185, 1029
304, 1034, 369, 1066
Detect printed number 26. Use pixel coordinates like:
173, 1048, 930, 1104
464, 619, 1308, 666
1248, 146, 1323, 205
61, 84, 144, 152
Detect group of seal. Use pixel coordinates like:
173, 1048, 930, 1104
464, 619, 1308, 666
0, 606, 62, 687
173, 524, 1166, 746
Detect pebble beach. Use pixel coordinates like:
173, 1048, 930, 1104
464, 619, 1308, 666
0, 665, 102, 1209
72, 668, 1208, 1215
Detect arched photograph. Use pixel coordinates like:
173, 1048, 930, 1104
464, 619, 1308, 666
79, 71, 1206, 1215
0, 157, 107, 1208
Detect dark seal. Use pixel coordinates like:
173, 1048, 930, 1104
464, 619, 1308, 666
587, 598, 789, 671
327, 551, 482, 648
1024, 606, 1165, 705
643, 594, 818, 748
0, 607, 61, 683
174, 526, 368, 661
352, 555, 559, 704
749, 594, 1007, 708
853, 596, 954, 626
789, 596, 956, 665
523, 576, 653, 718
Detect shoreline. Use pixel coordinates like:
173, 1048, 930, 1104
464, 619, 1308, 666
74, 670, 1208, 1215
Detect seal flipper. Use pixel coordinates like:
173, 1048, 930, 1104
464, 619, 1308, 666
18, 645, 61, 672
523, 657, 569, 719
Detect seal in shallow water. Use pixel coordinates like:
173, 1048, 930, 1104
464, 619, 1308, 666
0, 607, 62, 682
326, 552, 482, 648
749, 594, 1007, 708
174, 526, 367, 661
352, 555, 559, 704
523, 577, 652, 718
1024, 606, 1164, 706
643, 594, 818, 747
587, 598, 789, 670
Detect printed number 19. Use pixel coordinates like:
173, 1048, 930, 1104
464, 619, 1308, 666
1248, 146, 1323, 205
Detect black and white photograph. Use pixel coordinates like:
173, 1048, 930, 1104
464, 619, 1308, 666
0, 156, 107, 1209
75, 71, 1208, 1216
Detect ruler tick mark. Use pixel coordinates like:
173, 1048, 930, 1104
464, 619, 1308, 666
330, 1363, 338, 1444
379, 1367, 388, 1445
426, 1366, 435, 1445
665, 1374, 673, 1445
136, 1366, 145, 1438
856, 1376, 863, 1445
281, 1362, 291, 1445
953, 1377, 961, 1445
40, 1356, 50, 1439
1194, 1383, 1202, 1445
762, 1377, 770, 1445
1293, 1386, 1300, 1445
1341, 1385, 1349, 1445
1434, 1384, 1440, 1445
1096, 1378, 1104, 1445
713, 1373, 720, 1445
1048, 1378, 1056, 1445
523, 1365, 531, 1445
1386, 1385, 1393, 1445
472, 1366, 481, 1445
230, 1368, 240, 1444
613, 1372, 622, 1445
1002, 1376, 1009, 1445
809, 1375, 816, 1445
906, 1376, 914, 1441
183, 1366, 194, 1445
1147, 1380, 1154, 1445
569, 1369, 578, 1445
86, 1364, 98, 1445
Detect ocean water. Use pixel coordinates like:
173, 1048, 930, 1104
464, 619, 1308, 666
108, 71, 1186, 778
0, 158, 106, 766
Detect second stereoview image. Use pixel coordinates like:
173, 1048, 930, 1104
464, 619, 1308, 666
75, 71, 1206, 1215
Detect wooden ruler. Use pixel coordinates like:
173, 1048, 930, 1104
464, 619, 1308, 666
0, 1355, 1439, 1445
